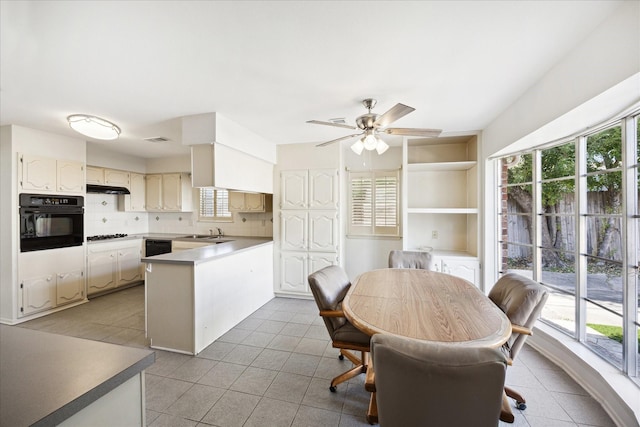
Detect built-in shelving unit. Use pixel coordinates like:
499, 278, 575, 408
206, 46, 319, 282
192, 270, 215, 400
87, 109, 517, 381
402, 134, 481, 285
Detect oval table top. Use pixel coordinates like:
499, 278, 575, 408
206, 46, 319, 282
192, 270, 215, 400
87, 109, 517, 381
343, 268, 511, 348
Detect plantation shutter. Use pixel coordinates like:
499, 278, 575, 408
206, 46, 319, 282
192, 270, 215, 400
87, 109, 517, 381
349, 170, 400, 236
198, 188, 231, 220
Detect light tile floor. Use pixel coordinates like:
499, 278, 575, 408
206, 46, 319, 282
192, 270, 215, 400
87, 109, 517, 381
18, 285, 617, 427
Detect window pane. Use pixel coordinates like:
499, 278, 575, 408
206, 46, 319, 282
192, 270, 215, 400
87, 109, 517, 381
541, 249, 576, 296
541, 179, 574, 213
587, 171, 623, 214
541, 143, 575, 180
585, 301, 624, 370
501, 243, 532, 275
586, 126, 622, 173
585, 217, 622, 261
505, 153, 532, 184
503, 214, 532, 245
506, 184, 532, 213
586, 256, 623, 314
541, 287, 576, 338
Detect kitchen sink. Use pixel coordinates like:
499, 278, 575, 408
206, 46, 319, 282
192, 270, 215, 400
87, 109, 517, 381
179, 235, 233, 242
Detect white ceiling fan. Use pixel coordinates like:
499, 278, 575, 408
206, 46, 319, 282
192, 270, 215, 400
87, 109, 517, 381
307, 98, 442, 154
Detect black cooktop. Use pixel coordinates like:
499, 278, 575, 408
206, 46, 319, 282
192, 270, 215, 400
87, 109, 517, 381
87, 234, 128, 241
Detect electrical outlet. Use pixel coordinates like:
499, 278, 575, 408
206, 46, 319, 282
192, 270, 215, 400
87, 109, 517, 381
432, 230, 438, 239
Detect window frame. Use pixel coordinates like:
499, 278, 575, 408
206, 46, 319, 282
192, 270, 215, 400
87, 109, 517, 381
198, 188, 233, 222
348, 169, 400, 237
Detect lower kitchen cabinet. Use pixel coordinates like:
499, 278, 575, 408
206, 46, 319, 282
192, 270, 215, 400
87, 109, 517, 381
18, 246, 86, 317
279, 251, 338, 295
432, 252, 480, 286
88, 240, 143, 296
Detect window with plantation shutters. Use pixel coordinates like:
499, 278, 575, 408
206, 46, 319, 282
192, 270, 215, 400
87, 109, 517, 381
349, 170, 400, 236
198, 188, 232, 221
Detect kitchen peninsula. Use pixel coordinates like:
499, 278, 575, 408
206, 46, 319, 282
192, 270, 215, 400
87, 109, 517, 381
142, 237, 273, 355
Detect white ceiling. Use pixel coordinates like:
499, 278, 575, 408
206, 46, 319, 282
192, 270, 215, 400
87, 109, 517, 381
0, 1, 625, 158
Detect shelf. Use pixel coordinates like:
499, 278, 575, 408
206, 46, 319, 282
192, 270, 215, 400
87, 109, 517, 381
407, 161, 477, 172
407, 208, 478, 214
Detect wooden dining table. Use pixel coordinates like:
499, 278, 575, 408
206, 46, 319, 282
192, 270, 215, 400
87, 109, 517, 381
343, 268, 513, 424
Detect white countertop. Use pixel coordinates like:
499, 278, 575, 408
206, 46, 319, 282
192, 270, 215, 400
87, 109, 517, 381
141, 237, 273, 265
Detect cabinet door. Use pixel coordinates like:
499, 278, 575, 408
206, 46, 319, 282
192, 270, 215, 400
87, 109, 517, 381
281, 170, 308, 209
162, 173, 182, 211
440, 259, 480, 286
309, 169, 338, 209
21, 275, 56, 315
87, 250, 117, 295
308, 211, 339, 252
86, 166, 105, 184
308, 253, 338, 275
281, 211, 308, 251
105, 169, 130, 188
244, 193, 265, 211
129, 173, 146, 211
20, 154, 56, 192
145, 174, 163, 211
228, 191, 245, 211
57, 160, 84, 193
117, 245, 142, 286
280, 252, 308, 294
56, 270, 85, 305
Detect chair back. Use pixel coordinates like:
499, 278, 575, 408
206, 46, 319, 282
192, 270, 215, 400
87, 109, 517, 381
372, 334, 507, 427
388, 250, 433, 270
488, 273, 549, 359
308, 265, 351, 338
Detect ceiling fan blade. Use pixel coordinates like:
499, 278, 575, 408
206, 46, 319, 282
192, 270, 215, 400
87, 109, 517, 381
307, 120, 357, 130
316, 133, 362, 147
383, 127, 443, 137
373, 103, 415, 128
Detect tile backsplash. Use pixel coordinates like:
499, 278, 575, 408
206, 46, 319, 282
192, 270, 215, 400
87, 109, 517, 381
85, 194, 273, 237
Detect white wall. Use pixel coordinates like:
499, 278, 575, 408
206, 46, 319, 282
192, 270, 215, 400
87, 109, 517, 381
86, 142, 147, 173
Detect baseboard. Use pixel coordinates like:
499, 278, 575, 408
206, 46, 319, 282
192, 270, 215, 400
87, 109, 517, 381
528, 323, 639, 427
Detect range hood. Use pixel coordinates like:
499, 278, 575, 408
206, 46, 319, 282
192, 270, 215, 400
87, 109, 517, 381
86, 184, 130, 195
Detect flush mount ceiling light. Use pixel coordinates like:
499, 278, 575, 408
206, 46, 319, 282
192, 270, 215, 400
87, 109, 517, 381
67, 114, 121, 140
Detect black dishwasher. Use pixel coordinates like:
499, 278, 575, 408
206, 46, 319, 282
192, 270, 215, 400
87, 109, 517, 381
145, 239, 172, 256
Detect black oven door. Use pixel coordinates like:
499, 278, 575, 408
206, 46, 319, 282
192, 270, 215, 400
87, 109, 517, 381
20, 207, 84, 252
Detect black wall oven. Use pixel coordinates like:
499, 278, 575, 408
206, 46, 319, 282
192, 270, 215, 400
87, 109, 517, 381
19, 193, 84, 252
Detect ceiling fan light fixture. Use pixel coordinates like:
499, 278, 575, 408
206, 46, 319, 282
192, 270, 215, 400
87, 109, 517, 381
362, 132, 378, 150
375, 138, 389, 155
351, 139, 365, 155
67, 114, 120, 140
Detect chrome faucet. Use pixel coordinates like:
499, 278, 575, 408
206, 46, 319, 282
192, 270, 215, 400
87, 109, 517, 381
209, 229, 213, 236
216, 227, 223, 237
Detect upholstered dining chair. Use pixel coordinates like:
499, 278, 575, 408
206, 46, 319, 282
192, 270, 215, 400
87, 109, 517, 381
308, 265, 371, 392
388, 250, 434, 270
372, 333, 508, 427
488, 272, 549, 420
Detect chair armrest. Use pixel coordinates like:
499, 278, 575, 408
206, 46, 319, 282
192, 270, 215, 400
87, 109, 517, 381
365, 356, 376, 392
511, 324, 532, 335
319, 310, 345, 318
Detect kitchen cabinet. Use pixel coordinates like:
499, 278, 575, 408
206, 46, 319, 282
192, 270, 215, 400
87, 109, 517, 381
432, 252, 480, 285
145, 173, 193, 212
280, 169, 338, 210
18, 246, 86, 317
88, 240, 143, 296
86, 166, 105, 185
119, 172, 146, 211
104, 168, 130, 188
229, 191, 272, 212
403, 135, 480, 286
278, 169, 339, 297
19, 153, 84, 194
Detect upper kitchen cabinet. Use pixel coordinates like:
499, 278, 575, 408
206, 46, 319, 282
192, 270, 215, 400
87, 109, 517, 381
86, 166, 105, 185
119, 172, 146, 212
19, 154, 84, 194
229, 191, 272, 212
87, 167, 130, 189
280, 169, 338, 210
402, 135, 480, 285
145, 173, 193, 212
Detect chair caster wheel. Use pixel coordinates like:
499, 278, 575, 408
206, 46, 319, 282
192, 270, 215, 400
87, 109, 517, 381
329, 386, 337, 392
516, 402, 527, 410
339, 354, 344, 360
